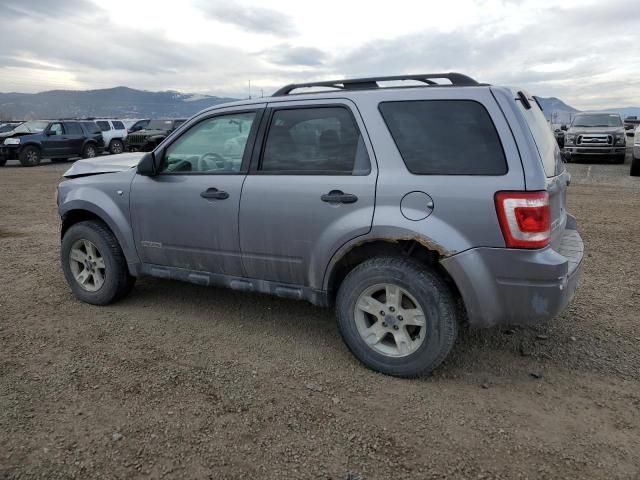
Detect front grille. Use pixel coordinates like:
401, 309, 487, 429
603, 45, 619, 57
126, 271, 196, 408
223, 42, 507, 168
577, 134, 612, 146
126, 134, 146, 146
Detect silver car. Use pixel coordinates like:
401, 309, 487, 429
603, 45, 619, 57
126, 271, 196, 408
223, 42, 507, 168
57, 73, 584, 377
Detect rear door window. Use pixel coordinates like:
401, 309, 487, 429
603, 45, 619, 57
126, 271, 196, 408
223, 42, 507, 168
379, 100, 507, 175
260, 107, 370, 175
64, 122, 83, 135
96, 121, 111, 131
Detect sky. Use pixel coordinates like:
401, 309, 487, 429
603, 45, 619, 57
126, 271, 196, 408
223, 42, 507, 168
0, 0, 638, 109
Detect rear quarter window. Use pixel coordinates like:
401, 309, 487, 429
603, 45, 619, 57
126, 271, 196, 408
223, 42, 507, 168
112, 121, 125, 130
379, 100, 507, 175
96, 121, 111, 131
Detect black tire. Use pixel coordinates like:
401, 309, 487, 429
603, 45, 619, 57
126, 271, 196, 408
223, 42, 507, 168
82, 143, 98, 159
109, 139, 124, 155
336, 256, 458, 378
61, 220, 135, 305
0, 157, 6, 167
18, 145, 41, 167
631, 156, 640, 176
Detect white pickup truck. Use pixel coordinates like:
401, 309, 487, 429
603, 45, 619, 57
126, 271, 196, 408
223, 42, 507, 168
94, 119, 128, 154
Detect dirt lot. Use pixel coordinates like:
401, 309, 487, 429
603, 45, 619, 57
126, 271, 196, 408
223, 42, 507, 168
1, 153, 639, 479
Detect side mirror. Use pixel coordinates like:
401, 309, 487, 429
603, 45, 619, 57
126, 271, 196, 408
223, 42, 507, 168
137, 151, 158, 176
560, 125, 568, 131
46, 130, 55, 136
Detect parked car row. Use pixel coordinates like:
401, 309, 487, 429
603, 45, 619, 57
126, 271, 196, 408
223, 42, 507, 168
0, 117, 185, 166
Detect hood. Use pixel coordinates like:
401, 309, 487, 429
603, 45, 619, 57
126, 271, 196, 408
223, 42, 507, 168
63, 152, 144, 178
132, 128, 168, 136
567, 126, 624, 135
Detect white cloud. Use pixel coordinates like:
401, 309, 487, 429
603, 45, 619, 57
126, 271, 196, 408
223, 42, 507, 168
0, 0, 637, 109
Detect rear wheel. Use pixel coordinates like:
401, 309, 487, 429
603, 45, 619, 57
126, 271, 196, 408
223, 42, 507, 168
631, 156, 640, 176
61, 220, 135, 305
109, 139, 124, 155
82, 143, 97, 159
19, 146, 41, 167
336, 257, 458, 377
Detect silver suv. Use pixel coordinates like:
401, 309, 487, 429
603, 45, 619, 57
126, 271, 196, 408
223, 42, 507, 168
57, 73, 584, 377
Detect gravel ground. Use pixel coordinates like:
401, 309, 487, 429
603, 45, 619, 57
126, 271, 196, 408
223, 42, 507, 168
1, 152, 639, 479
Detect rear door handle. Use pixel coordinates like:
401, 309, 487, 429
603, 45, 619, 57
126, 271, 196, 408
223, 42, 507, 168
321, 190, 358, 204
200, 188, 229, 200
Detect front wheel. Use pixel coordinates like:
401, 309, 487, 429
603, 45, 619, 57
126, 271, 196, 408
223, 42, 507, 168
82, 143, 97, 159
19, 146, 41, 167
336, 257, 458, 377
61, 220, 135, 305
109, 139, 124, 155
631, 156, 640, 176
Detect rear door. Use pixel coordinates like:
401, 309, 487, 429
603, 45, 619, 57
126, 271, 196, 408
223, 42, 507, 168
239, 99, 377, 287
62, 122, 86, 156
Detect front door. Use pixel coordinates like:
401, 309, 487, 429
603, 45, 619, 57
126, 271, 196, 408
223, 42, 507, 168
239, 101, 377, 288
42, 122, 71, 157
130, 107, 263, 276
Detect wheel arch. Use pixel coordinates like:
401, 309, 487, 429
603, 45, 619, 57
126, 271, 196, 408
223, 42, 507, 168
60, 200, 140, 273
323, 231, 462, 307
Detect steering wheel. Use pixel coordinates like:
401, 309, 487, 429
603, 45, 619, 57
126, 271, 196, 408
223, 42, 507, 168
198, 152, 229, 172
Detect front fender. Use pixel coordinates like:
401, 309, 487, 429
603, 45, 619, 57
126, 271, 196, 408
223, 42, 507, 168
58, 174, 139, 269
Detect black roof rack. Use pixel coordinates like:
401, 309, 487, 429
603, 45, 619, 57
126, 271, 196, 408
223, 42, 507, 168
273, 72, 483, 96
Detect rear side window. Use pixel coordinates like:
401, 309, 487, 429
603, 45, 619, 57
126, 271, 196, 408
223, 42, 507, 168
516, 94, 564, 177
96, 121, 111, 131
379, 100, 507, 175
82, 122, 101, 134
260, 107, 370, 175
112, 120, 125, 130
64, 122, 83, 135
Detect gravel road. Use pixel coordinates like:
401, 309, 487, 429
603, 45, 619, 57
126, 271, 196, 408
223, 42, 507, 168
1, 154, 639, 479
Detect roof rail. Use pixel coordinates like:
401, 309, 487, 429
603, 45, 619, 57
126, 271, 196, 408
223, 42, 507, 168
272, 72, 482, 96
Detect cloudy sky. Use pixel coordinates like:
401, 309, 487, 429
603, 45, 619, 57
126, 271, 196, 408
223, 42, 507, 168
0, 0, 638, 109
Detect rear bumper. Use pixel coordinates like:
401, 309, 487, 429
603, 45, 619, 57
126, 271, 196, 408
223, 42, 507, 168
564, 146, 626, 155
441, 219, 584, 328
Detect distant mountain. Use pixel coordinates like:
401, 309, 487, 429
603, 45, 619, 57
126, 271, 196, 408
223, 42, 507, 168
0, 86, 239, 120
535, 97, 579, 123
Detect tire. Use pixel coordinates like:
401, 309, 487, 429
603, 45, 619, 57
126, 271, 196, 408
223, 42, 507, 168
336, 256, 458, 378
82, 143, 98, 159
109, 139, 124, 155
18, 145, 41, 167
0, 157, 6, 167
631, 156, 640, 176
61, 220, 135, 305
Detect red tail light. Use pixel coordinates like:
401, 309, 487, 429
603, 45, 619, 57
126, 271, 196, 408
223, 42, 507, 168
495, 191, 550, 249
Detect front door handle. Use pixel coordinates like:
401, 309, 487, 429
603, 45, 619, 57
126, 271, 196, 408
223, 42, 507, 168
321, 190, 358, 204
200, 188, 229, 200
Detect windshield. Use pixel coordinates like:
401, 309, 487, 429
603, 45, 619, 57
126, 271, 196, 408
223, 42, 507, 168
572, 113, 622, 127
146, 120, 175, 130
14, 120, 49, 134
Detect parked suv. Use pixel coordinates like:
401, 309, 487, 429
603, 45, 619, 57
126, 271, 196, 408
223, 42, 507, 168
94, 119, 128, 154
125, 119, 186, 152
0, 120, 104, 167
57, 73, 584, 377
563, 112, 626, 163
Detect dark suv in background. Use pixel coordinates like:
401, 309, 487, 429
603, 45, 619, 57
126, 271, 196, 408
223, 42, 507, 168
125, 119, 186, 152
0, 120, 104, 167
563, 112, 626, 163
